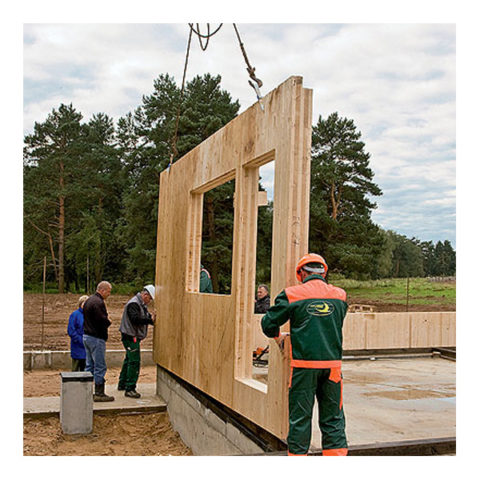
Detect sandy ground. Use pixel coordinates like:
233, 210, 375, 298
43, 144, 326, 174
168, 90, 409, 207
23, 365, 192, 456
23, 293, 455, 352
24, 365, 158, 397
23, 413, 192, 456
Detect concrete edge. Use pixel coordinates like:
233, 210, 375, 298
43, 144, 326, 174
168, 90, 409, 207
156, 366, 279, 455
24, 349, 155, 371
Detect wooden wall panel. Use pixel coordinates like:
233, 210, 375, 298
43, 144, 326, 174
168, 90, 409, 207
440, 313, 456, 346
343, 314, 367, 350
410, 312, 456, 348
154, 77, 312, 439
410, 313, 442, 347
252, 313, 268, 350
365, 313, 411, 349
254, 310, 456, 352
343, 312, 456, 350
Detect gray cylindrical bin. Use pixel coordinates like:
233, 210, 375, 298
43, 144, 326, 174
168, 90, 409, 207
60, 371, 93, 435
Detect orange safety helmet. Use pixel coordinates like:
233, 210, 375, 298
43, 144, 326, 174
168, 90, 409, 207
295, 253, 328, 282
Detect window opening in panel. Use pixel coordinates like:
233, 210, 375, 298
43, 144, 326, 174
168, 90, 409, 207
200, 178, 235, 295
252, 161, 275, 384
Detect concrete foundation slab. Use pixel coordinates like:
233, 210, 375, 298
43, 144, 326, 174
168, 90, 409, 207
310, 357, 455, 449
252, 356, 454, 452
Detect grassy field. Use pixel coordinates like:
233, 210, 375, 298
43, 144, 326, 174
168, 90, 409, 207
24, 276, 456, 316
331, 276, 456, 307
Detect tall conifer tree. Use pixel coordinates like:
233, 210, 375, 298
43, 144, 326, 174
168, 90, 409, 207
309, 112, 384, 278
24, 104, 84, 292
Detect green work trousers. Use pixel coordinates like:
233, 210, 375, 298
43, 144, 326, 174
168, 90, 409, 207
287, 367, 347, 455
118, 337, 141, 391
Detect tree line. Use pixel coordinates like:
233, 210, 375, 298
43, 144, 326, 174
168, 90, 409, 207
23, 73, 456, 293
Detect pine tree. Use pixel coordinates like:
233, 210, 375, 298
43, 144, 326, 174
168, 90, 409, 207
66, 113, 125, 288
256, 199, 274, 286
431, 240, 456, 276
202, 180, 235, 293
24, 104, 84, 292
387, 232, 424, 277
443, 240, 456, 276
420, 241, 436, 276
177, 74, 240, 157
118, 73, 240, 284
117, 75, 178, 283
309, 112, 384, 278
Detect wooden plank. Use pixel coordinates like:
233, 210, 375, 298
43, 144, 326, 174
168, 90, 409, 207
248, 437, 456, 456
346, 437, 456, 456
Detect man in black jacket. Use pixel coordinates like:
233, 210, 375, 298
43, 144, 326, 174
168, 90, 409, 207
117, 285, 155, 398
254, 284, 271, 313
83, 281, 114, 402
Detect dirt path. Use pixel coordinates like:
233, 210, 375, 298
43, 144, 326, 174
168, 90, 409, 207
24, 413, 192, 456
23, 365, 191, 456
347, 298, 455, 312
24, 365, 158, 397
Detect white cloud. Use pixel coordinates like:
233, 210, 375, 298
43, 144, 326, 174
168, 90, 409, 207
23, 22, 456, 246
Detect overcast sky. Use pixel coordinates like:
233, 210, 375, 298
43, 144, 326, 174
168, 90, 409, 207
23, 21, 456, 247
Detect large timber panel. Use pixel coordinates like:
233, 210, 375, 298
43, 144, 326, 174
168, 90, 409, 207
154, 76, 312, 439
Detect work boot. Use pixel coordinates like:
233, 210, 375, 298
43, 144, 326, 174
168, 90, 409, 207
125, 389, 141, 398
93, 382, 115, 402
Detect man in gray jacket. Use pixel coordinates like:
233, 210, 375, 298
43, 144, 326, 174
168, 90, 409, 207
118, 285, 156, 398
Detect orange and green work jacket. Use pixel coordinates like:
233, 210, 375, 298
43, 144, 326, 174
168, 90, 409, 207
261, 274, 348, 367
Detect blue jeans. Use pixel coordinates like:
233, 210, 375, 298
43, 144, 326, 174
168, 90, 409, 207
83, 335, 107, 385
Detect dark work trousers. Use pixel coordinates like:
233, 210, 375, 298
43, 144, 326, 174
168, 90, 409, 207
287, 367, 348, 456
118, 336, 141, 391
71, 358, 86, 372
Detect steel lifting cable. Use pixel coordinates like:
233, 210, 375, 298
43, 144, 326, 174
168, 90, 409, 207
232, 23, 263, 88
168, 26, 193, 168
168, 23, 223, 168
232, 23, 264, 110
188, 23, 224, 51
168, 23, 264, 169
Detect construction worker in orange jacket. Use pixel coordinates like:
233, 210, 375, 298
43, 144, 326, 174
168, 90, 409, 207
261, 253, 348, 456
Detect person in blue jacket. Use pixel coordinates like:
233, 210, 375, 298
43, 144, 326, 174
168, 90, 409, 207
67, 295, 89, 371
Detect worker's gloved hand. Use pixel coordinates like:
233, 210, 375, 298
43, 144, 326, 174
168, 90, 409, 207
275, 332, 289, 353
